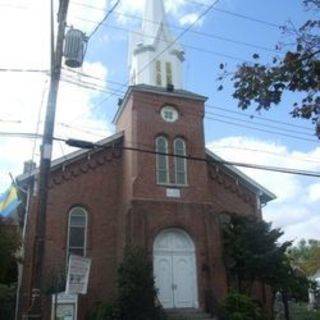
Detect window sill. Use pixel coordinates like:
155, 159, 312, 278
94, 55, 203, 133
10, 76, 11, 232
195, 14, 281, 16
157, 183, 189, 188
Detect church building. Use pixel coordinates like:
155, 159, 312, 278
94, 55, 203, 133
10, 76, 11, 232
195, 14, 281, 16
17, 0, 276, 318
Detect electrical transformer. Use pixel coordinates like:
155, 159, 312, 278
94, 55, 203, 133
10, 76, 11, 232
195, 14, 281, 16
64, 27, 87, 68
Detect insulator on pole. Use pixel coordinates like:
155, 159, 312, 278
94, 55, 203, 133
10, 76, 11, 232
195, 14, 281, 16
64, 27, 87, 68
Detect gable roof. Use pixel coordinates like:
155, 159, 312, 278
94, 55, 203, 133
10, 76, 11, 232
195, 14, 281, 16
17, 132, 124, 184
206, 149, 276, 203
17, 131, 275, 203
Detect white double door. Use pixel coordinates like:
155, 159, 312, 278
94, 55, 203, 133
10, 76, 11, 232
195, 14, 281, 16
154, 252, 198, 309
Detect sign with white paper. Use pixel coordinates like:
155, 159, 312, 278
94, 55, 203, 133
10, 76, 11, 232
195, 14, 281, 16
66, 255, 91, 295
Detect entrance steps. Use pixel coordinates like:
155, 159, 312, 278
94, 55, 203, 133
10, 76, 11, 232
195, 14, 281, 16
167, 309, 216, 320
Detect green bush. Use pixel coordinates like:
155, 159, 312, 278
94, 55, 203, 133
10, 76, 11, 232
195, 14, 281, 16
0, 283, 16, 320
289, 303, 320, 320
117, 246, 167, 320
88, 302, 120, 320
219, 292, 266, 320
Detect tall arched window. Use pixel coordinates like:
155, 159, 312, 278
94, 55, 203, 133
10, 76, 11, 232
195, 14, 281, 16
67, 207, 87, 258
174, 138, 187, 185
156, 136, 169, 184
166, 62, 173, 86
156, 60, 162, 86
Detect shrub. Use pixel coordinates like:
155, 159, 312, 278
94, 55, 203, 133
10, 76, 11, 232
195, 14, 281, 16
0, 283, 16, 320
88, 302, 120, 320
219, 292, 266, 320
117, 246, 167, 320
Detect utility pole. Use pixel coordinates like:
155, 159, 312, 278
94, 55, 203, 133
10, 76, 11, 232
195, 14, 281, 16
26, 0, 70, 318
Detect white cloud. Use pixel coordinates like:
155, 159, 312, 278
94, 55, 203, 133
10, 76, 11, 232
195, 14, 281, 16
0, 1, 113, 193
115, 0, 211, 26
207, 136, 320, 242
179, 13, 203, 26
308, 183, 320, 203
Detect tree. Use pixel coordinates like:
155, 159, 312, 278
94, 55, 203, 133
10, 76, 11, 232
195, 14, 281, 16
220, 1, 320, 137
117, 246, 166, 320
0, 216, 20, 284
222, 215, 291, 293
222, 215, 311, 320
288, 239, 320, 276
0, 216, 21, 320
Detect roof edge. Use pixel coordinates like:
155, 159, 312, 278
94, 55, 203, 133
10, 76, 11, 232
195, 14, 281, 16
206, 149, 276, 203
17, 132, 124, 183
113, 85, 208, 124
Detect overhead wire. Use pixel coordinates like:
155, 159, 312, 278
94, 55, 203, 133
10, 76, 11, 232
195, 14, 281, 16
205, 104, 313, 131
205, 116, 319, 143
40, 76, 320, 144
92, 0, 220, 109
185, 0, 282, 29
2, 131, 320, 178
71, 0, 282, 29
74, 16, 257, 63
0, 68, 48, 73
209, 145, 320, 165
86, 0, 121, 39
71, 2, 278, 54
205, 111, 316, 137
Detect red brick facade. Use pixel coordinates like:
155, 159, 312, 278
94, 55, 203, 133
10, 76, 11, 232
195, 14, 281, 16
18, 85, 273, 319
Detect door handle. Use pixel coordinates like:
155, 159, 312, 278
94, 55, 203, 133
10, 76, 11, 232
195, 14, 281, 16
172, 284, 177, 290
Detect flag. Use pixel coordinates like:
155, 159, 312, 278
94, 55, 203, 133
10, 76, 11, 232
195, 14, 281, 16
0, 185, 21, 216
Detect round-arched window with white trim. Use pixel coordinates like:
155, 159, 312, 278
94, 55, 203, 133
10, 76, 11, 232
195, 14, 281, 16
67, 207, 87, 259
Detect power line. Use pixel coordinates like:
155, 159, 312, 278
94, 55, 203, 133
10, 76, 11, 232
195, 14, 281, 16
0, 68, 48, 73
52, 121, 320, 165
205, 116, 319, 143
46, 78, 319, 145
42, 75, 319, 144
60, 76, 125, 96
185, 0, 282, 29
92, 0, 220, 109
71, 0, 282, 29
0, 132, 43, 139
71, 2, 277, 54
4, 131, 318, 178
87, 0, 120, 39
210, 145, 320, 164
74, 16, 253, 63
62, 67, 125, 87
0, 119, 21, 124
2, 131, 320, 177
74, 139, 320, 178
206, 104, 313, 131
205, 111, 316, 138
63, 69, 308, 137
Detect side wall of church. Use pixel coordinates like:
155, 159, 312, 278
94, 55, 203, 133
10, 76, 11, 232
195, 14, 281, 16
20, 146, 123, 320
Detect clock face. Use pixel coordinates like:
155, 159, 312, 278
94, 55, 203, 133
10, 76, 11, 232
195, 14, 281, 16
161, 106, 179, 123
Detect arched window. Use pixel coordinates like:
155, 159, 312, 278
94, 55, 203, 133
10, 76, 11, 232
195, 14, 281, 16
156, 60, 162, 86
174, 138, 187, 185
156, 136, 169, 184
67, 207, 87, 258
166, 62, 173, 86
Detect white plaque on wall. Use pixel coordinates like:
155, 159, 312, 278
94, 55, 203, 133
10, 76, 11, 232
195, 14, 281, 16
166, 188, 181, 198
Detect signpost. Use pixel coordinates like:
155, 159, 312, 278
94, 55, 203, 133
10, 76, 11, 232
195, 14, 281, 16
66, 255, 91, 295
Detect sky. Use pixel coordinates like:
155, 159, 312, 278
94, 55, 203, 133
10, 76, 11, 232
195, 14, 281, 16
0, 0, 319, 242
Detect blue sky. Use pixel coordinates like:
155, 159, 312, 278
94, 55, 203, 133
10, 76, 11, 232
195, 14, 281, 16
0, 0, 319, 242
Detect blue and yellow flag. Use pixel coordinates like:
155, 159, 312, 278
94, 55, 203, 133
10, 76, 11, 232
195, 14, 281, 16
0, 185, 21, 216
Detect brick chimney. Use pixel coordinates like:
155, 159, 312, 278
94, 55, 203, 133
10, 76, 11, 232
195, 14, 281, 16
23, 160, 36, 174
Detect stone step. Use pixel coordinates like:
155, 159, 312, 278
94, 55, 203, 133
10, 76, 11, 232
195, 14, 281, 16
167, 308, 215, 320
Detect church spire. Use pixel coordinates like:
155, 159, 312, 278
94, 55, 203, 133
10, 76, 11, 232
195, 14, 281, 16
128, 0, 185, 89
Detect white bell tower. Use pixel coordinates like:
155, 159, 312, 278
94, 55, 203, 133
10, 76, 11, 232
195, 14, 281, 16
128, 0, 185, 89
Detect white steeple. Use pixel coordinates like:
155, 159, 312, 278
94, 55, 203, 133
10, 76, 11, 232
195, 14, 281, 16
128, 0, 185, 89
